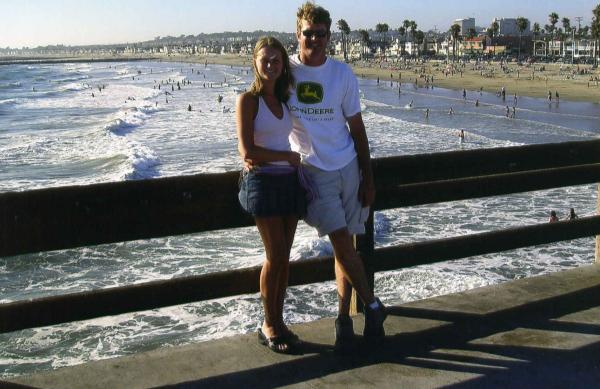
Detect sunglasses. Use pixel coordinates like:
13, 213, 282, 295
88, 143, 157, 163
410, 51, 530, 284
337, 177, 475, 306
302, 29, 328, 38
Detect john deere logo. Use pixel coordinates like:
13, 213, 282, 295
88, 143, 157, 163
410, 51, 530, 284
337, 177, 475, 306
296, 82, 323, 104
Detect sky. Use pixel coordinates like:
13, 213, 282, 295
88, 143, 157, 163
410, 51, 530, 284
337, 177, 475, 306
1, 0, 598, 48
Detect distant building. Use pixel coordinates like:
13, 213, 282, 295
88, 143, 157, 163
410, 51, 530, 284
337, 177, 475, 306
454, 18, 475, 36
461, 36, 490, 54
494, 18, 531, 36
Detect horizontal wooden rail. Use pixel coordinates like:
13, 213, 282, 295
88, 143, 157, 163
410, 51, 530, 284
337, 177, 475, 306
373, 138, 600, 185
0, 172, 253, 257
2, 216, 599, 334
2, 140, 600, 258
375, 163, 600, 209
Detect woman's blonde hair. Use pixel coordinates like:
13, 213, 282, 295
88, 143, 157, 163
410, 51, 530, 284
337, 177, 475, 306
250, 36, 294, 103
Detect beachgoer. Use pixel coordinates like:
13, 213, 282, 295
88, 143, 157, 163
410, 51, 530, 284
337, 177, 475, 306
549, 210, 559, 223
459, 129, 465, 141
567, 208, 578, 220
555, 91, 560, 102
448, 107, 454, 115
475, 99, 479, 107
548, 91, 552, 102
237, 37, 306, 354
287, 2, 386, 351
506, 106, 510, 117
462, 89, 466, 99
425, 108, 430, 118
188, 104, 192, 111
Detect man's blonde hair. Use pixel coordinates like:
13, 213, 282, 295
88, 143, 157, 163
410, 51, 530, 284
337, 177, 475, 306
296, 1, 331, 33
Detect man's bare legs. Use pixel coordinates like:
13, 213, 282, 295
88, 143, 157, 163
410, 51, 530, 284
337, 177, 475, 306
329, 227, 375, 308
330, 227, 386, 342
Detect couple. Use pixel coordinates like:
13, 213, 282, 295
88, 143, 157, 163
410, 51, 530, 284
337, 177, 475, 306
236, 2, 386, 354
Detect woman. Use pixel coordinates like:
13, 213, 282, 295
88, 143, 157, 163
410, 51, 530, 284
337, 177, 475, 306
236, 37, 305, 354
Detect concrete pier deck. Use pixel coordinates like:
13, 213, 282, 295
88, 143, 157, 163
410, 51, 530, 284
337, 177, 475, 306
6, 264, 600, 388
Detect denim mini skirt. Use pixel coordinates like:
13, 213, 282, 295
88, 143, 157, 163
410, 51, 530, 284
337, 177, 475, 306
238, 169, 307, 217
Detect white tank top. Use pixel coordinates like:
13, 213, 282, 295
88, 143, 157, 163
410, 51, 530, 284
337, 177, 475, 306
253, 96, 293, 166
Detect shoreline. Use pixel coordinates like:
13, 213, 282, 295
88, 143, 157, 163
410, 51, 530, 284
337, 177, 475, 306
3, 53, 598, 104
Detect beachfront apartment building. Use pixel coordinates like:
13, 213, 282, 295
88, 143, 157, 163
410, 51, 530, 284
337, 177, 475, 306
537, 38, 598, 59
461, 36, 490, 55
493, 18, 531, 36
454, 18, 476, 36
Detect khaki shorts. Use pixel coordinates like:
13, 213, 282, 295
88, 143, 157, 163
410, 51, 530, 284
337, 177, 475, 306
303, 158, 369, 237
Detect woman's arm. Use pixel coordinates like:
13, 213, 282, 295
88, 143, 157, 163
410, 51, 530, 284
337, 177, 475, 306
236, 93, 300, 166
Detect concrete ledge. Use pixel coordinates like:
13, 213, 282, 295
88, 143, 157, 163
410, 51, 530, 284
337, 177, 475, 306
7, 265, 600, 388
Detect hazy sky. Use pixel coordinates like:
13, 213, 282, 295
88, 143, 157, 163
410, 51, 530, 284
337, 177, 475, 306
1, 0, 597, 48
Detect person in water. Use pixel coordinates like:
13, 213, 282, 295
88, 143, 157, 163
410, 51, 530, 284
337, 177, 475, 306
236, 36, 306, 354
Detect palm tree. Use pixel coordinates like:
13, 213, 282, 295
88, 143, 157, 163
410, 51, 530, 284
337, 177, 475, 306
414, 30, 425, 57
489, 21, 499, 57
398, 26, 406, 56
375, 23, 389, 59
592, 4, 600, 65
516, 17, 529, 60
337, 19, 351, 62
450, 24, 461, 61
562, 17, 571, 35
358, 29, 370, 60
409, 21, 417, 56
532, 22, 541, 57
403, 19, 412, 39
548, 12, 559, 39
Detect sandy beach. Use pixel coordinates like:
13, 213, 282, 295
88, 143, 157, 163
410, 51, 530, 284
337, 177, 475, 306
2, 53, 598, 103
173, 53, 599, 104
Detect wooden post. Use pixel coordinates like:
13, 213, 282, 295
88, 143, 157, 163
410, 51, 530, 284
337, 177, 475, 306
350, 207, 376, 315
596, 184, 600, 263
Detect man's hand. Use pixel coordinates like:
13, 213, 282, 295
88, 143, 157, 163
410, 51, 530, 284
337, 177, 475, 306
358, 174, 375, 207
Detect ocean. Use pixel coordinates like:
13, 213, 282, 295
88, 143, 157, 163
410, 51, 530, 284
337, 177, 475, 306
1, 60, 599, 377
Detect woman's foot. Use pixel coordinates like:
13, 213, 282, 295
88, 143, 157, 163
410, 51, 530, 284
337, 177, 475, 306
258, 327, 294, 354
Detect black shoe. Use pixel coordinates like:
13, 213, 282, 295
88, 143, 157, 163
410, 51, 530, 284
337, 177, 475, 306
363, 298, 387, 337
334, 315, 356, 353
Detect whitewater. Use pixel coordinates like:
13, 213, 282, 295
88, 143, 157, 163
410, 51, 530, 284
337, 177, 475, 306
0, 60, 599, 377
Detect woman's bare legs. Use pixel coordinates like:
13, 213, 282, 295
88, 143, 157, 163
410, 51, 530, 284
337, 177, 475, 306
255, 215, 298, 346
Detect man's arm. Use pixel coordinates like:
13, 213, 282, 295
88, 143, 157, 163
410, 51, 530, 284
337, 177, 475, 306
347, 112, 375, 207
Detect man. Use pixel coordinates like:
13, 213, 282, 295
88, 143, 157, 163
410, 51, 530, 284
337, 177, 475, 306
288, 2, 386, 349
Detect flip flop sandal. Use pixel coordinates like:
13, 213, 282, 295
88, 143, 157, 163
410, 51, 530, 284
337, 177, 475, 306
258, 328, 293, 354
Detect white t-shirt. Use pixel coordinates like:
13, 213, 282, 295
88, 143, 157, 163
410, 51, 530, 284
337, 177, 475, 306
288, 55, 361, 171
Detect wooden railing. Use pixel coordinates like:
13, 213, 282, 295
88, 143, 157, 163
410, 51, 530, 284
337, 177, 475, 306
2, 139, 600, 333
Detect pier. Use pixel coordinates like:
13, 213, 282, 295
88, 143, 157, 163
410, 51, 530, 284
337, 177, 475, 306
5, 265, 600, 388
2, 139, 600, 387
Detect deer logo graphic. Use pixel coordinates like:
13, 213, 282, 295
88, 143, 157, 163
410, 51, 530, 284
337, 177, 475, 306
296, 82, 323, 104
